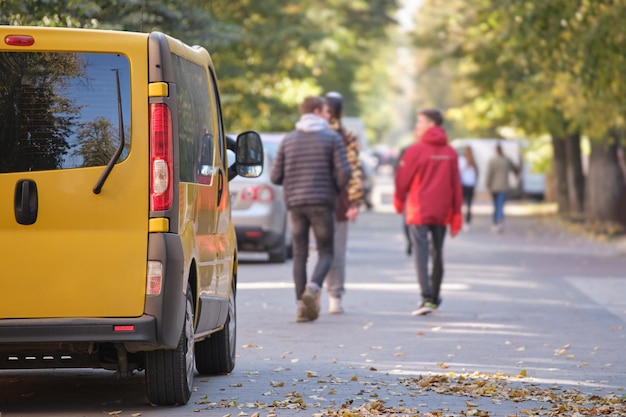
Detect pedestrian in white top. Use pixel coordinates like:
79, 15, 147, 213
458, 145, 478, 229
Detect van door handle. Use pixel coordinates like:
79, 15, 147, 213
216, 168, 225, 206
15, 179, 39, 225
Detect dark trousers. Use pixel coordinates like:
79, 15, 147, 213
462, 185, 475, 224
290, 205, 335, 300
408, 224, 446, 304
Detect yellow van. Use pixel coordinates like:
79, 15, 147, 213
0, 26, 263, 405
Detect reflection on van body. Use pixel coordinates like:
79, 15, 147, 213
0, 27, 262, 407
0, 52, 130, 173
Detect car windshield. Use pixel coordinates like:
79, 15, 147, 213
227, 135, 282, 165
261, 141, 280, 159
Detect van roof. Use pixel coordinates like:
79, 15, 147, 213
0, 26, 212, 67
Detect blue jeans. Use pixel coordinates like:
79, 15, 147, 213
492, 192, 507, 224
290, 205, 335, 300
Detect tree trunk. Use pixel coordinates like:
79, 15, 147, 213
551, 134, 570, 214
586, 137, 626, 225
564, 132, 585, 216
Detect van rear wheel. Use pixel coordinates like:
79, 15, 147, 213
195, 276, 236, 374
145, 286, 195, 405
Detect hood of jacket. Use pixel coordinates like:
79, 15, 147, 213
420, 126, 448, 146
295, 114, 329, 132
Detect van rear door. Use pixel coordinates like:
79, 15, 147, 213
0, 30, 150, 319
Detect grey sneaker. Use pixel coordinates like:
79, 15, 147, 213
302, 286, 320, 321
412, 301, 437, 316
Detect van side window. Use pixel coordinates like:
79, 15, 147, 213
208, 69, 226, 170
0, 52, 131, 173
171, 54, 216, 183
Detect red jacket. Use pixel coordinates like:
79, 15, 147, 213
394, 126, 462, 232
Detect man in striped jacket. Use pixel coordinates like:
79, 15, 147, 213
271, 96, 351, 323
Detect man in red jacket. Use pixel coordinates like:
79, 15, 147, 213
394, 108, 462, 316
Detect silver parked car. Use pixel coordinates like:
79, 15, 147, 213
229, 133, 292, 263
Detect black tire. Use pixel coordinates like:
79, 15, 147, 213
195, 276, 236, 375
268, 236, 287, 263
145, 286, 195, 406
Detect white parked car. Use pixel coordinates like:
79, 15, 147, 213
229, 133, 293, 262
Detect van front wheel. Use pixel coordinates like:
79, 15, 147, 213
145, 286, 195, 405
195, 276, 236, 374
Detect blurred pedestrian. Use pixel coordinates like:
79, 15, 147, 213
486, 143, 518, 233
459, 145, 479, 229
394, 108, 462, 316
395, 145, 413, 256
270, 96, 351, 323
324, 92, 364, 314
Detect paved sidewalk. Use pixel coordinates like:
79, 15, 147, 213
216, 211, 626, 416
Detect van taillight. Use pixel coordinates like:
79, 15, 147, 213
5, 35, 35, 46
149, 103, 173, 211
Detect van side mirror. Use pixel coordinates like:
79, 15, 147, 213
227, 131, 263, 180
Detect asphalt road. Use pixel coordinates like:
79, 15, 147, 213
1, 209, 624, 416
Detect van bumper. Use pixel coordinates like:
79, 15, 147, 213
0, 315, 156, 344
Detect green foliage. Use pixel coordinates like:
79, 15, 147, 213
205, 0, 399, 132
414, 0, 626, 140
1, 0, 399, 134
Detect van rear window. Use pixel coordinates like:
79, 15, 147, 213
0, 52, 131, 173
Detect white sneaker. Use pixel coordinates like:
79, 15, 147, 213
411, 302, 436, 316
329, 296, 344, 314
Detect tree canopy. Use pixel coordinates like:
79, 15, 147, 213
413, 0, 626, 225
1, 0, 399, 134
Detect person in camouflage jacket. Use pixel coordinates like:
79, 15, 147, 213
324, 92, 364, 314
